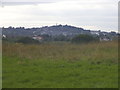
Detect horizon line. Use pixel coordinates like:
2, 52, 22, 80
1, 24, 118, 33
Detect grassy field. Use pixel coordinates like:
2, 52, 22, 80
2, 41, 118, 88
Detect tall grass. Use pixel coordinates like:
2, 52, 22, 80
3, 41, 118, 64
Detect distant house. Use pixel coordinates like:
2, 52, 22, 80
100, 37, 112, 41
32, 35, 43, 41
2, 34, 6, 38
90, 30, 101, 35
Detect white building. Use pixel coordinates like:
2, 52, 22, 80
2, 34, 6, 38
33, 36, 43, 41
90, 31, 100, 35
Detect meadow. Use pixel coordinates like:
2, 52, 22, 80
2, 41, 118, 88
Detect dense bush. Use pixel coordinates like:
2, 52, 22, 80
16, 37, 39, 44
53, 35, 70, 41
71, 34, 99, 43
2, 37, 18, 43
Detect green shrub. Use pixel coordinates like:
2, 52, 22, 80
71, 34, 99, 43
53, 35, 70, 41
16, 37, 39, 44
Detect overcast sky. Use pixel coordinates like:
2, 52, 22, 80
0, 0, 119, 32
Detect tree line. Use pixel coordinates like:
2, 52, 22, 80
3, 34, 100, 44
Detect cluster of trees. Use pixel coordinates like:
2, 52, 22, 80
3, 34, 100, 44
71, 34, 99, 43
16, 37, 39, 44
36, 34, 70, 42
2, 37, 40, 44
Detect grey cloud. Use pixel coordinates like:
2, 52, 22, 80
0, 0, 65, 6
0, 0, 118, 32
0, 0, 55, 6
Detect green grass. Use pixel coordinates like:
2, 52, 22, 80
2, 41, 118, 88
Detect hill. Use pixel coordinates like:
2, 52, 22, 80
2, 25, 118, 41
